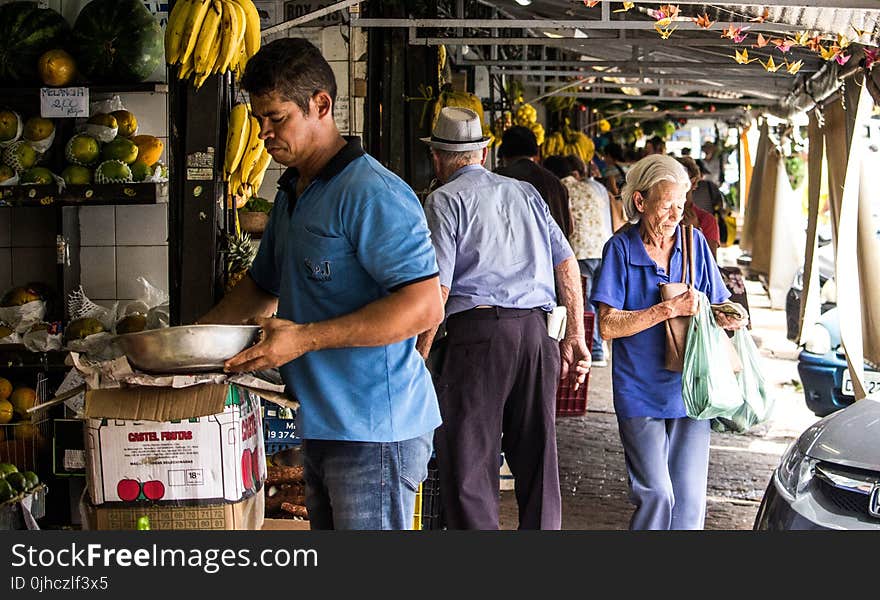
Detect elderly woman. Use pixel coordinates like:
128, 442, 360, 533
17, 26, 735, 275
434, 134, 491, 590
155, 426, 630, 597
591, 154, 744, 530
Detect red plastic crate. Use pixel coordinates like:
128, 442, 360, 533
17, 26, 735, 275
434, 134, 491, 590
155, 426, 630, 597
555, 311, 595, 417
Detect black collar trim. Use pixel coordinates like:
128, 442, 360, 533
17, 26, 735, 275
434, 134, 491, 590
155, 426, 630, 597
277, 136, 365, 193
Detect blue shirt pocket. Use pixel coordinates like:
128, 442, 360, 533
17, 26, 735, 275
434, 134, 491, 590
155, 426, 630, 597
299, 229, 356, 298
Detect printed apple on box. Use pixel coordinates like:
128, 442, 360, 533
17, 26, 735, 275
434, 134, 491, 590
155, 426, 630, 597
83, 384, 266, 506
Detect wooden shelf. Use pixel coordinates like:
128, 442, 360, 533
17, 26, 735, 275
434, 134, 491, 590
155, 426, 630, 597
0, 346, 68, 371
1, 82, 168, 99
0, 182, 168, 207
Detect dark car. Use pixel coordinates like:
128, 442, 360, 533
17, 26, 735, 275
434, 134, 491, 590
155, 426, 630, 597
754, 398, 880, 530
796, 308, 880, 417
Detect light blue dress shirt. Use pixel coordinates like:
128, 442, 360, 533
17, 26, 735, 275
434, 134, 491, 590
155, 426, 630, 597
423, 164, 574, 317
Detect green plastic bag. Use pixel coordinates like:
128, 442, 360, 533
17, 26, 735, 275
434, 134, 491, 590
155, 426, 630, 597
712, 329, 774, 433
681, 292, 743, 420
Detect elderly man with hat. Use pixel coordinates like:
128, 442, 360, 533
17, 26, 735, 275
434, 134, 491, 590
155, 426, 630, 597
416, 107, 590, 530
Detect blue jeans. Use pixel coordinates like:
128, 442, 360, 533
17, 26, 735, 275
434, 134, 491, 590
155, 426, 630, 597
302, 431, 433, 530
616, 416, 711, 530
577, 257, 604, 360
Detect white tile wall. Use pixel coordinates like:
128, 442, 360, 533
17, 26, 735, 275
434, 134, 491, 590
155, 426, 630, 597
115, 204, 168, 245
116, 246, 168, 299
79, 206, 116, 246
11, 208, 57, 247
0, 209, 9, 247
118, 92, 168, 140
80, 246, 116, 299
11, 247, 56, 287
0, 248, 11, 291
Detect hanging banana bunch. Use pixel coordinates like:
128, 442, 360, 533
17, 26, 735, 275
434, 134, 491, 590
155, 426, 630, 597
165, 0, 262, 89
543, 119, 594, 163
223, 102, 271, 208
513, 102, 545, 147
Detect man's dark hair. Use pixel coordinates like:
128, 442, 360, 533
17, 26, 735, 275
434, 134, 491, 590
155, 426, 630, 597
566, 154, 587, 178
604, 142, 625, 162
498, 126, 539, 159
647, 135, 666, 153
241, 38, 337, 115
542, 155, 571, 179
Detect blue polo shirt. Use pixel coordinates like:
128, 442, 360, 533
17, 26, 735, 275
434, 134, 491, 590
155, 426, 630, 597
591, 225, 730, 418
249, 138, 441, 442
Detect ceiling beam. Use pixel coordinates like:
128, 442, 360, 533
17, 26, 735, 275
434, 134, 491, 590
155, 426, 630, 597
465, 60, 818, 71
352, 18, 801, 33
410, 34, 753, 48
638, 0, 878, 8
540, 92, 776, 105
493, 68, 810, 79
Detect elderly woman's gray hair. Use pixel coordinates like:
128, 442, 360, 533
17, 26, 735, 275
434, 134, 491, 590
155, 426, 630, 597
621, 154, 691, 224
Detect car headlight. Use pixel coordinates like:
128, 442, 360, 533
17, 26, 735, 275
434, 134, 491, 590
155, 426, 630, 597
775, 441, 816, 500
802, 324, 832, 355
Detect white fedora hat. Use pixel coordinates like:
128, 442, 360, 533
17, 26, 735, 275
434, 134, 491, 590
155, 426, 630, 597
420, 106, 491, 151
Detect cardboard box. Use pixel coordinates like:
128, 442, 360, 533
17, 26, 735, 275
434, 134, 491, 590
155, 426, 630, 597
84, 384, 266, 507
88, 490, 264, 531
262, 517, 310, 531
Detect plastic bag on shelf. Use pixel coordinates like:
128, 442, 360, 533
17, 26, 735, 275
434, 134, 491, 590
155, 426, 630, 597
115, 277, 169, 334
64, 286, 119, 360
22, 321, 62, 352
0, 285, 48, 335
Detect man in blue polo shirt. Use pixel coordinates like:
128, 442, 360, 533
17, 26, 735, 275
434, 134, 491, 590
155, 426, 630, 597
202, 38, 444, 530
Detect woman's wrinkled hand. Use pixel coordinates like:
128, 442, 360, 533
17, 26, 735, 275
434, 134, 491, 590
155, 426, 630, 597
667, 287, 699, 318
713, 309, 747, 331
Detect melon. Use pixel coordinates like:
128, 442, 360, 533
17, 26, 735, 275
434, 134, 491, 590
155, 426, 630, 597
38, 48, 76, 87
70, 0, 163, 84
0, 110, 22, 144
111, 110, 138, 138
19, 166, 54, 185
2, 141, 38, 172
61, 164, 91, 185
130, 135, 163, 166
65, 134, 100, 166
129, 160, 152, 182
94, 160, 132, 184
0, 2, 70, 84
101, 137, 138, 164
22, 117, 54, 143
0, 165, 14, 184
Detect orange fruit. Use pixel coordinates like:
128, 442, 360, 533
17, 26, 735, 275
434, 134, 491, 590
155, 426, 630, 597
130, 135, 163, 166
38, 49, 76, 87
0, 377, 11, 401
9, 387, 36, 419
0, 399, 13, 424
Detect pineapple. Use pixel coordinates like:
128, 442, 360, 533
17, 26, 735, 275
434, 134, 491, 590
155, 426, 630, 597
225, 231, 258, 293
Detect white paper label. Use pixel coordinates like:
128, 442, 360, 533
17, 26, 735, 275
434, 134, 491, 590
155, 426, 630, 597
40, 87, 89, 118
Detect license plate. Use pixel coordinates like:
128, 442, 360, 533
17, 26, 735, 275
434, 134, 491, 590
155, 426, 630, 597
841, 370, 880, 399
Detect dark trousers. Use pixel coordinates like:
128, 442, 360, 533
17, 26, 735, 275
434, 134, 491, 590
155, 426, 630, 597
431, 307, 562, 530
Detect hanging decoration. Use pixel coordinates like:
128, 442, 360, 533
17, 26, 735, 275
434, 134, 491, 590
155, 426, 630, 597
613, 3, 634, 13
693, 13, 715, 29
721, 24, 749, 44
732, 48, 758, 65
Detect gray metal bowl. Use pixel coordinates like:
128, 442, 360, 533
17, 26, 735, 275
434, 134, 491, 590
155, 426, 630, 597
113, 324, 261, 373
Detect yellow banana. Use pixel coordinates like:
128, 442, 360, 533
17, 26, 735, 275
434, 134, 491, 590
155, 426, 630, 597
231, 41, 247, 81
230, 0, 261, 60
224, 102, 251, 179
178, 52, 196, 80
237, 115, 264, 185
227, 166, 244, 208
215, 0, 241, 74
246, 148, 272, 195
178, 0, 212, 66
164, 0, 192, 65
193, 0, 222, 76
226, 1, 248, 71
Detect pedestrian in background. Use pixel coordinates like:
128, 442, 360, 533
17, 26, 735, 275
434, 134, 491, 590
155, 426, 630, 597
591, 154, 745, 530
544, 154, 615, 366
417, 108, 590, 530
496, 125, 573, 238
676, 156, 720, 258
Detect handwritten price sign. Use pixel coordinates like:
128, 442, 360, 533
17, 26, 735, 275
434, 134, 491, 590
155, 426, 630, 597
40, 87, 89, 118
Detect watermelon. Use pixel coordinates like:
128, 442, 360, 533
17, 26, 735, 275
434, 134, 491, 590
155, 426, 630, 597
0, 2, 70, 84
70, 0, 163, 84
